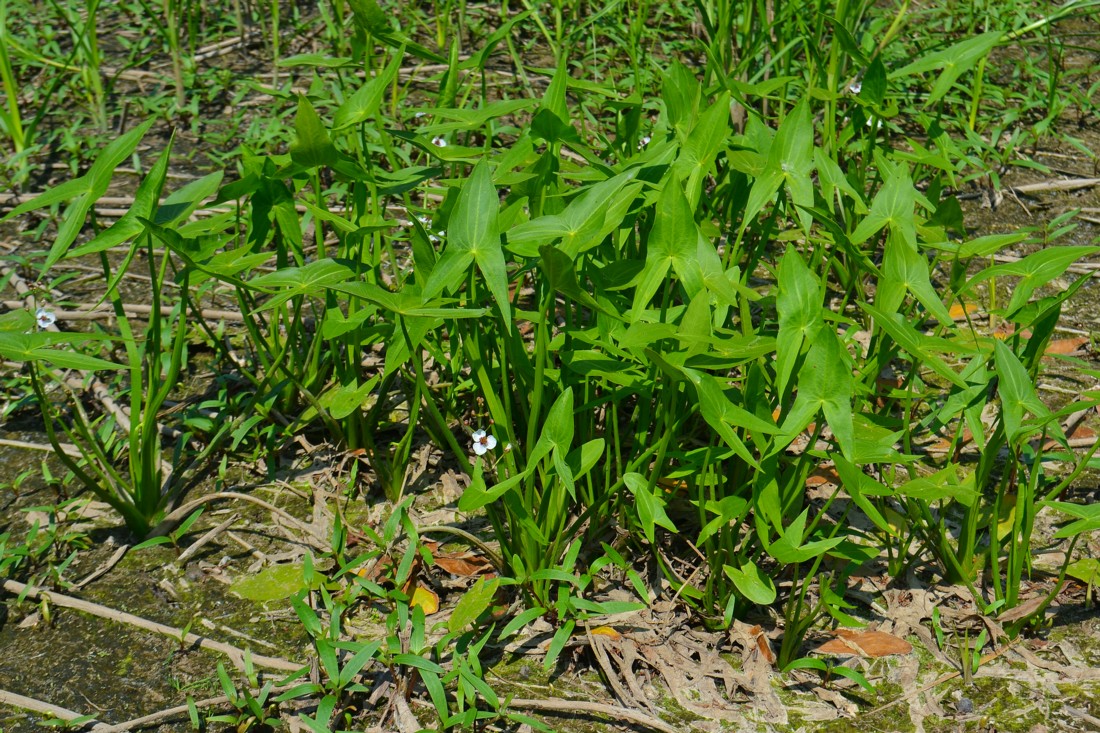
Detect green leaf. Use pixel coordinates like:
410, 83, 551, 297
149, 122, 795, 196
247, 259, 356, 309
458, 464, 529, 513
1, 119, 154, 273
674, 91, 731, 208
994, 340, 1051, 444
895, 464, 978, 507
1044, 501, 1100, 539
860, 56, 887, 106
765, 509, 846, 563
0, 332, 123, 371
632, 176, 702, 317
892, 31, 1002, 106
624, 472, 677, 543
743, 97, 814, 232
449, 576, 501, 633
544, 620, 575, 671
724, 561, 777, 605
425, 161, 509, 325
861, 301, 970, 389
290, 95, 337, 168
833, 455, 894, 535
333, 49, 404, 130
155, 170, 224, 227
879, 231, 953, 324
850, 160, 920, 250
392, 653, 446, 674
230, 564, 307, 602
346, 0, 445, 63
529, 388, 575, 466
964, 246, 1100, 316
70, 136, 176, 260
775, 245, 823, 397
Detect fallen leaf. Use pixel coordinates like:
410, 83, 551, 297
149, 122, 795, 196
590, 626, 622, 641
815, 629, 912, 657
433, 552, 494, 577
732, 622, 776, 665
996, 595, 1046, 624
806, 466, 840, 489
231, 564, 306, 602
1045, 337, 1089, 355
949, 303, 980, 320
410, 585, 440, 615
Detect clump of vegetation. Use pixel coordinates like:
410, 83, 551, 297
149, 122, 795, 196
1, 0, 1099, 729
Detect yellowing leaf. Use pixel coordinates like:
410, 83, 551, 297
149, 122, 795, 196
411, 585, 440, 615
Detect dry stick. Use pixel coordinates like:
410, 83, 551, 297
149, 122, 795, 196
175, 513, 240, 566
0, 436, 83, 458
1, 579, 302, 673
506, 697, 680, 733
152, 491, 327, 550
1009, 177, 1100, 194
92, 687, 296, 733
0, 688, 111, 730
73, 543, 131, 590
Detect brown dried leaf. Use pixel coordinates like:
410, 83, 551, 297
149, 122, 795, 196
996, 595, 1046, 624
806, 466, 840, 489
433, 552, 494, 577
1045, 337, 1089, 355
816, 629, 913, 657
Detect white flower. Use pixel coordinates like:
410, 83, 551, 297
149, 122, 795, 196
431, 136, 447, 147
848, 80, 862, 95
414, 111, 427, 119
471, 429, 497, 456
35, 308, 56, 330
639, 135, 651, 148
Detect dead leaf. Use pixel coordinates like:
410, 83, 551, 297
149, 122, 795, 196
731, 622, 775, 665
433, 552, 494, 577
949, 303, 979, 320
806, 466, 840, 489
590, 625, 622, 641
996, 595, 1046, 624
410, 585, 440, 615
815, 629, 912, 657
1045, 337, 1089, 355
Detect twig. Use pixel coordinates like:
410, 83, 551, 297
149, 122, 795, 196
94, 685, 297, 733
0, 688, 110, 730
506, 697, 680, 733
0, 437, 82, 458
153, 491, 325, 549
1008, 177, 1100, 194
73, 543, 130, 590
0, 579, 302, 672
175, 513, 240, 566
